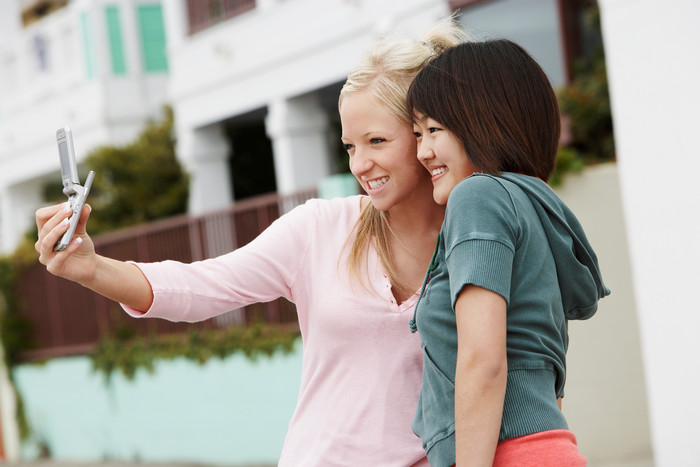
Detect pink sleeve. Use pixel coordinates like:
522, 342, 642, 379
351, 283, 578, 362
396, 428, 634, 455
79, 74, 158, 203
121, 201, 314, 322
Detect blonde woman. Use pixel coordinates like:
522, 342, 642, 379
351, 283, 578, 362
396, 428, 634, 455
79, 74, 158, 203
35, 19, 467, 467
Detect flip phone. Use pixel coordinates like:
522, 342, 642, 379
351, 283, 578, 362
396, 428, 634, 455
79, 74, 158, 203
54, 127, 95, 251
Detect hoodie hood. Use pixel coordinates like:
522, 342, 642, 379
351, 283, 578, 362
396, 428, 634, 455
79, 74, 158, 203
499, 172, 610, 320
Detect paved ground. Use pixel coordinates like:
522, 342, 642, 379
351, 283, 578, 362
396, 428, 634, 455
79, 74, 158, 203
2, 462, 274, 467
1, 458, 656, 467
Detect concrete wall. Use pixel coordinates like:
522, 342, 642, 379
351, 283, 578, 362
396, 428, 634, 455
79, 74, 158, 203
556, 164, 653, 467
598, 1, 700, 466
0, 346, 20, 461
13, 341, 303, 465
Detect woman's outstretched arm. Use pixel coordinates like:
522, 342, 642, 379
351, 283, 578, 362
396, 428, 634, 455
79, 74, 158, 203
35, 203, 154, 311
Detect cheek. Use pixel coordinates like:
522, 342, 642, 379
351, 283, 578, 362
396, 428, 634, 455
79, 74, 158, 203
399, 140, 419, 165
404, 153, 428, 178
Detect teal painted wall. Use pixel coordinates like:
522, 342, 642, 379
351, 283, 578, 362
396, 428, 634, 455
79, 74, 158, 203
13, 341, 303, 464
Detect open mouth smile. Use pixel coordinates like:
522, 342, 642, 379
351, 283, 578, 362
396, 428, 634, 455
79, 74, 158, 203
367, 176, 389, 190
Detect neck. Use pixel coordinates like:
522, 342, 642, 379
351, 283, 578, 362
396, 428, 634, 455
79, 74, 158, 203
389, 205, 443, 237
386, 190, 445, 239
383, 195, 444, 303
384, 193, 444, 265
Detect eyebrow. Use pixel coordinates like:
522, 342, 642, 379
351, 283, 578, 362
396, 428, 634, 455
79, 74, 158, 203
342, 131, 382, 140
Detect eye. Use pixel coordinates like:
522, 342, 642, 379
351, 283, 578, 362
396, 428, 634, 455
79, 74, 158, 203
428, 127, 441, 134
412, 131, 422, 138
342, 143, 354, 151
370, 137, 385, 145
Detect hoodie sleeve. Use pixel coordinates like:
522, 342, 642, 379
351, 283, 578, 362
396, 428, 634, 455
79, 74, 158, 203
443, 175, 519, 308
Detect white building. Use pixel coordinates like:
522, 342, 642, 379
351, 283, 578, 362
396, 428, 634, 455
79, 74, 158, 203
6, 0, 692, 465
0, 0, 585, 254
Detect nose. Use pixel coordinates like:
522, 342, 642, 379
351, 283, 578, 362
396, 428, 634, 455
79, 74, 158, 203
349, 149, 373, 176
417, 140, 434, 163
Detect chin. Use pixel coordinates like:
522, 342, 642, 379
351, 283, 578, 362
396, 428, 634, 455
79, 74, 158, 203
433, 192, 448, 206
368, 198, 393, 212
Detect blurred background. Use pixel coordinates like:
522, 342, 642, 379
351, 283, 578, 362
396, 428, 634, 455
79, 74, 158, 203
0, 0, 697, 466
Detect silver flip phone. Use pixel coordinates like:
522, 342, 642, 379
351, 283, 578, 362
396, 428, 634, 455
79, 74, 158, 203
54, 127, 95, 251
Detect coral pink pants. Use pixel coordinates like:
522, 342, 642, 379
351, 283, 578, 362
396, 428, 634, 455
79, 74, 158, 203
493, 429, 586, 466
450, 429, 586, 466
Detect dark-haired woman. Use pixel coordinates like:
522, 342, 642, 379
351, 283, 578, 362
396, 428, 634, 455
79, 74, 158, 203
407, 39, 610, 466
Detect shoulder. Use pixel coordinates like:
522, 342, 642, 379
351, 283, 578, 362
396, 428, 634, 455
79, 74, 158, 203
447, 174, 518, 217
443, 174, 521, 244
297, 195, 363, 222
279, 195, 363, 235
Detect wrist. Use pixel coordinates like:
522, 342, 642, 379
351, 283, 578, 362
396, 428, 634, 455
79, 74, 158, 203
77, 253, 102, 290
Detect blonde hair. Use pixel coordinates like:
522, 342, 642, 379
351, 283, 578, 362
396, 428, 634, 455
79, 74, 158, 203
339, 16, 468, 297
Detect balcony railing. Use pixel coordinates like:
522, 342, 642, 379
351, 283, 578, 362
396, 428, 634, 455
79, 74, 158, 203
16, 188, 316, 362
187, 0, 256, 35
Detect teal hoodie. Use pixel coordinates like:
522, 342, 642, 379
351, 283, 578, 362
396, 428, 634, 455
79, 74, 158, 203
409, 172, 610, 466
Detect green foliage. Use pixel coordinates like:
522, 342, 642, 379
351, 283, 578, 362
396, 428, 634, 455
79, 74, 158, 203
91, 323, 300, 383
556, 2, 615, 165
549, 146, 585, 187
86, 106, 188, 234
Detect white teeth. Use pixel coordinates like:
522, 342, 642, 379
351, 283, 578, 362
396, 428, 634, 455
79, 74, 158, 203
367, 176, 389, 190
431, 167, 447, 176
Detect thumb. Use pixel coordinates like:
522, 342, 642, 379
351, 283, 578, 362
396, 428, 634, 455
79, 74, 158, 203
75, 204, 92, 235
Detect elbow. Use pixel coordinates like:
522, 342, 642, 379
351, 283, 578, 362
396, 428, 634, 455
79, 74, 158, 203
456, 350, 507, 388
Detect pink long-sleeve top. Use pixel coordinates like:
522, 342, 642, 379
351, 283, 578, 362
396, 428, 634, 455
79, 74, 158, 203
122, 196, 428, 466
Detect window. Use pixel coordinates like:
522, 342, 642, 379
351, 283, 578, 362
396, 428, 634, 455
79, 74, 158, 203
137, 4, 168, 73
106, 6, 127, 75
33, 34, 49, 72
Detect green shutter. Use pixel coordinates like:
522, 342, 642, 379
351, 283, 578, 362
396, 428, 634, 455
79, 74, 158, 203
80, 11, 96, 79
106, 6, 127, 75
137, 5, 168, 73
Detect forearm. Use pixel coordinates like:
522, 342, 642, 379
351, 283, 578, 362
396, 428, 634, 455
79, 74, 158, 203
80, 255, 154, 312
454, 356, 507, 466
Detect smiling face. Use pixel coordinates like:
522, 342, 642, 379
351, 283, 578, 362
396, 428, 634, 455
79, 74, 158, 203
340, 91, 431, 213
413, 112, 479, 205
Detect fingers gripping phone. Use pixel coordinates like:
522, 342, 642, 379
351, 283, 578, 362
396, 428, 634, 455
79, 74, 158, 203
54, 127, 95, 251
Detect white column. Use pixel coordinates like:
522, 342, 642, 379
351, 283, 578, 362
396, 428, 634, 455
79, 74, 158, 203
87, 0, 109, 79
0, 188, 12, 254
265, 94, 333, 195
598, 1, 700, 466
0, 345, 20, 461
119, 0, 144, 76
178, 123, 232, 215
0, 181, 44, 254
161, 0, 189, 51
